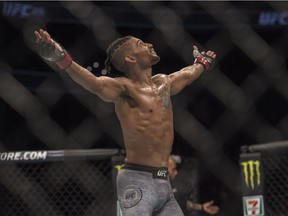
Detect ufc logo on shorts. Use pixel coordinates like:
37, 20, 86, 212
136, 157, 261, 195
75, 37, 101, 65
157, 170, 167, 177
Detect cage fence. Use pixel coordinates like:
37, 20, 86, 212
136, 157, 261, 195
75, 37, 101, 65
240, 141, 288, 216
0, 150, 200, 216
1, 1, 288, 216
0, 149, 118, 216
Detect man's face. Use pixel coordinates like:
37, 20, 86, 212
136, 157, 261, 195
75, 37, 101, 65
130, 37, 160, 65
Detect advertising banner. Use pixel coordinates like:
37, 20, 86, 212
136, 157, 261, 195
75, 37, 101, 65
240, 153, 265, 216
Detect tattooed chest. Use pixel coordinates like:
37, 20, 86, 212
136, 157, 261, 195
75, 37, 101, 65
155, 84, 171, 108
124, 82, 172, 111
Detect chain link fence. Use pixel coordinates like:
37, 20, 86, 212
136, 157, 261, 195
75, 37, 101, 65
261, 143, 288, 216
0, 149, 118, 216
241, 141, 288, 216
0, 150, 201, 216
1, 1, 288, 216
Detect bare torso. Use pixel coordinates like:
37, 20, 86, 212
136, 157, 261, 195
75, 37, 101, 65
115, 75, 173, 168
34, 30, 207, 169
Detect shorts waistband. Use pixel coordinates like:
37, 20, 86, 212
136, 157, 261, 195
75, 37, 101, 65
122, 163, 169, 180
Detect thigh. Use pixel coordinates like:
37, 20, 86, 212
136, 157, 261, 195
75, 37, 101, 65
117, 169, 156, 216
155, 196, 184, 216
121, 197, 153, 216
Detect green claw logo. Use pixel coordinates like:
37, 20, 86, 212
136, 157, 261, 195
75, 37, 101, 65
115, 164, 124, 172
241, 160, 261, 190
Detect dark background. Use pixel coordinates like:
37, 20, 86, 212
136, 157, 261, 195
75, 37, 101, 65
1, 1, 288, 215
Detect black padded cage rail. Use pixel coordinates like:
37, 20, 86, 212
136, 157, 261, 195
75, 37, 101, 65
240, 141, 288, 216
0, 149, 121, 216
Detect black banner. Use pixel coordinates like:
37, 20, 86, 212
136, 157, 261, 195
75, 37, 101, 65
240, 153, 265, 216
240, 153, 264, 195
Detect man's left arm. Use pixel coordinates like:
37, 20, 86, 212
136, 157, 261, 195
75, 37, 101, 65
169, 45, 216, 96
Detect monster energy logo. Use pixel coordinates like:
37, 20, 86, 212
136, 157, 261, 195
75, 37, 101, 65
115, 164, 124, 172
241, 160, 261, 190
115, 165, 123, 216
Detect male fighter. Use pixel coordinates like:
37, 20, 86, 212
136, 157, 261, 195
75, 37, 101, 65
34, 29, 216, 216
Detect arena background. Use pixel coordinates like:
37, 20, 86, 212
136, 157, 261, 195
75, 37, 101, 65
1, 1, 288, 216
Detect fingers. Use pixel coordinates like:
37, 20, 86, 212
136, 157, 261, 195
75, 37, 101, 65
203, 200, 214, 208
193, 45, 216, 59
205, 201, 212, 206
34, 31, 41, 42
43, 31, 51, 43
34, 29, 43, 43
40, 29, 51, 43
206, 50, 216, 58
34, 29, 52, 44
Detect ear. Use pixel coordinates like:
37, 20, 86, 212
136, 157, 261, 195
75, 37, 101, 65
125, 55, 136, 63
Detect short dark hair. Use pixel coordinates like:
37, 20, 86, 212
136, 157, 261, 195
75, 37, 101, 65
105, 36, 133, 72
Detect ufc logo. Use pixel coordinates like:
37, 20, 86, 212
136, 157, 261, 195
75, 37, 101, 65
157, 170, 167, 177
2, 2, 45, 18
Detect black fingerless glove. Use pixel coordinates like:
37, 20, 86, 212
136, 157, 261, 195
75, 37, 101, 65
193, 49, 215, 71
36, 39, 72, 70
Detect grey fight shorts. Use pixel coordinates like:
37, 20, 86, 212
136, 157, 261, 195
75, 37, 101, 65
116, 163, 184, 216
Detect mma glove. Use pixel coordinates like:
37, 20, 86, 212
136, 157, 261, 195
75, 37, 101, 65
193, 48, 215, 71
35, 39, 72, 70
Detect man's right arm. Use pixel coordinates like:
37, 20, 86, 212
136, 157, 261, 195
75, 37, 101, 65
65, 61, 125, 102
34, 29, 125, 102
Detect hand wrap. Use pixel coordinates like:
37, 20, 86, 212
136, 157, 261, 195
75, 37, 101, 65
193, 49, 215, 71
35, 39, 72, 70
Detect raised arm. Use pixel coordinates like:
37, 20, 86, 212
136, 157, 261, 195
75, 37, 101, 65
169, 45, 216, 96
34, 29, 125, 102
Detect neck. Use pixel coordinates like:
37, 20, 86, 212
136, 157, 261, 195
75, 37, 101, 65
126, 67, 153, 85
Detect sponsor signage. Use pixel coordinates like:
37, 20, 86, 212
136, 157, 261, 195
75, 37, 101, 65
240, 153, 264, 195
0, 150, 65, 162
241, 160, 261, 190
258, 11, 288, 26
240, 153, 265, 216
0, 151, 47, 161
243, 195, 265, 216
2, 1, 46, 18
3, 2, 288, 29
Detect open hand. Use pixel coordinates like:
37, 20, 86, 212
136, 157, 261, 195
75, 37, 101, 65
34, 29, 66, 62
193, 45, 216, 60
203, 200, 220, 215
193, 45, 216, 70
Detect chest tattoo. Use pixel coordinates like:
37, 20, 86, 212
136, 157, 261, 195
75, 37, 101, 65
158, 84, 171, 108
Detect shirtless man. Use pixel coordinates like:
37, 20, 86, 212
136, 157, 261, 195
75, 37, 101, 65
34, 29, 216, 216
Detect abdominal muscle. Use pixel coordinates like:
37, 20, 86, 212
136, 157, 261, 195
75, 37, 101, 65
116, 103, 174, 168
